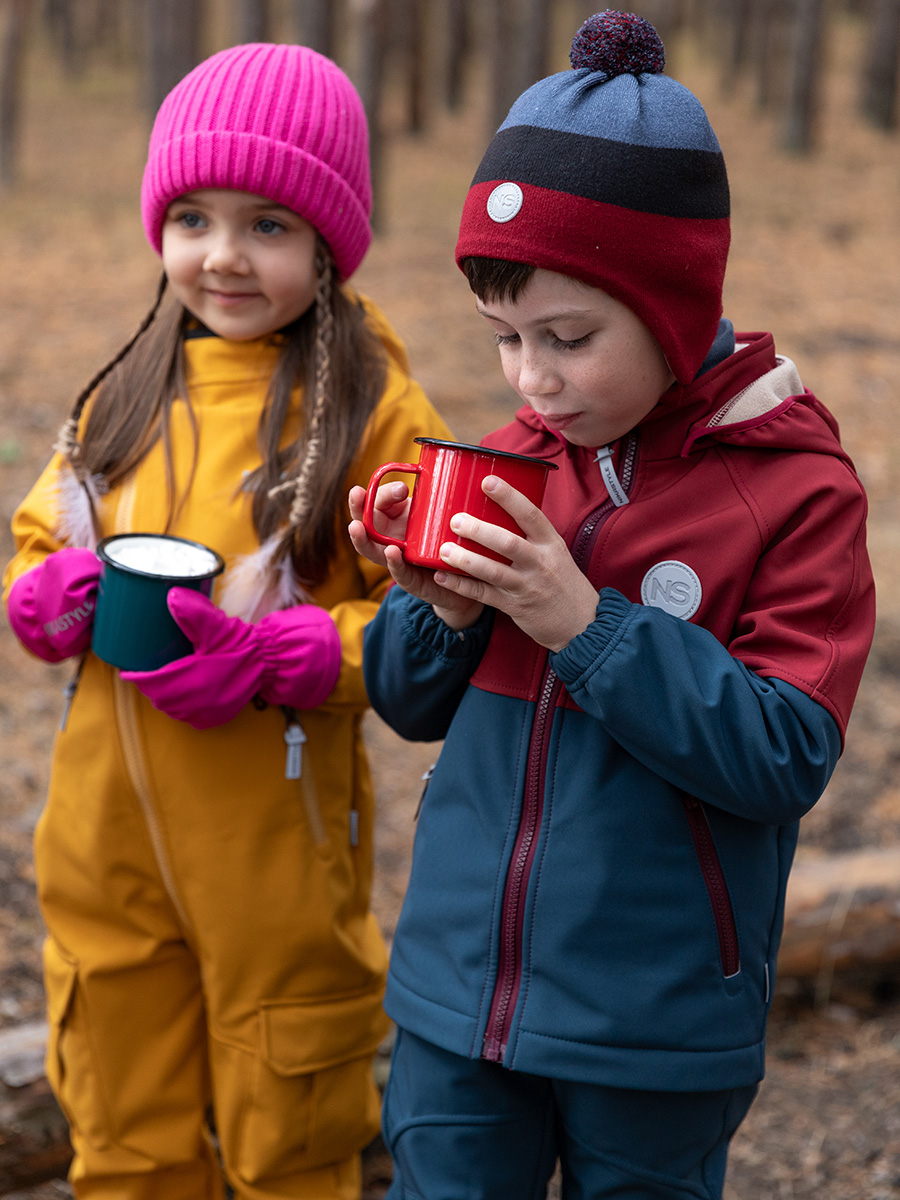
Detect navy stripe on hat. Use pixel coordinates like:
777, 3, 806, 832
472, 124, 729, 220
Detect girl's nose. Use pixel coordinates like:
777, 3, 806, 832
203, 232, 249, 274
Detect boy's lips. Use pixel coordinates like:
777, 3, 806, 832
538, 412, 581, 431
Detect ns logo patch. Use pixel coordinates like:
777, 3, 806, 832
640, 561, 702, 621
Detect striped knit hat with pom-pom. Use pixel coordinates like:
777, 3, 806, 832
141, 42, 371, 281
455, 10, 730, 384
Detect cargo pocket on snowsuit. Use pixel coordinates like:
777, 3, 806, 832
43, 936, 113, 1151
222, 988, 389, 1186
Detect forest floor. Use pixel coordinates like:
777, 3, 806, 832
2, 14, 900, 1199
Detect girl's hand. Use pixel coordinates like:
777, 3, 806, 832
348, 485, 484, 632
433, 476, 599, 652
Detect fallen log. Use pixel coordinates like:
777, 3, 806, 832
778, 846, 900, 988
0, 1021, 72, 1194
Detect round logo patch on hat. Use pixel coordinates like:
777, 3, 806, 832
487, 182, 523, 223
640, 560, 702, 620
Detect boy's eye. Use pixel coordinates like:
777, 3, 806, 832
494, 332, 520, 347
553, 333, 591, 350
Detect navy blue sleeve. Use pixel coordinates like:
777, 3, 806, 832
363, 586, 494, 742
551, 587, 842, 825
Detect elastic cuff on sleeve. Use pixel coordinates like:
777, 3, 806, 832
551, 587, 635, 687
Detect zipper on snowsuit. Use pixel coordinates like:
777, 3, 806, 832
481, 435, 638, 1063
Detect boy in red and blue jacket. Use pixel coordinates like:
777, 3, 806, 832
349, 11, 875, 1199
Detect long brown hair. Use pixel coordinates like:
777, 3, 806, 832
57, 238, 386, 587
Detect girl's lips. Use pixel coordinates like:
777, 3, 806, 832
206, 290, 260, 305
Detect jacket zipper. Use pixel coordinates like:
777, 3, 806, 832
682, 796, 741, 977
481, 435, 637, 1063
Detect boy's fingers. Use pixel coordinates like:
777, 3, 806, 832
447, 515, 523, 564
481, 475, 550, 535
348, 486, 366, 520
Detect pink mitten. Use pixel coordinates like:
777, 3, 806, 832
7, 548, 102, 662
121, 588, 341, 730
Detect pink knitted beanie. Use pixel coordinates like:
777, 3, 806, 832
140, 43, 372, 281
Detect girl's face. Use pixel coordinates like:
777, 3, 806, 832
476, 268, 675, 448
161, 188, 318, 341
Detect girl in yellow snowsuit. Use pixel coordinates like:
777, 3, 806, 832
3, 43, 450, 1200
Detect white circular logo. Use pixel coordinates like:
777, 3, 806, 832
486, 182, 523, 223
640, 560, 702, 620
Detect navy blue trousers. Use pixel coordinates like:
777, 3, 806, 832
382, 1028, 757, 1200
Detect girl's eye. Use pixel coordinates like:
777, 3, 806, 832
177, 211, 204, 229
255, 218, 285, 235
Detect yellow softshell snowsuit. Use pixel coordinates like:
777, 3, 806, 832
3, 295, 452, 1200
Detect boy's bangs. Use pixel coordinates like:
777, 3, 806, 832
461, 256, 535, 303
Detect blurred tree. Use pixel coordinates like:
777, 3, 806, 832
356, 0, 389, 228
860, 0, 900, 129
42, 0, 77, 73
395, 0, 427, 133
519, 0, 553, 93
0, 0, 31, 189
144, 0, 204, 117
486, 0, 519, 131
783, 0, 827, 151
444, 0, 469, 110
749, 0, 788, 110
290, 0, 336, 56
235, 0, 271, 43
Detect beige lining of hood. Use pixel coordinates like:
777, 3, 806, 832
706, 356, 804, 429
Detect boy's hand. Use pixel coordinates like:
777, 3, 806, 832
347, 485, 484, 632
432, 476, 599, 653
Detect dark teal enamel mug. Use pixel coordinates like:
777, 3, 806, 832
92, 533, 225, 671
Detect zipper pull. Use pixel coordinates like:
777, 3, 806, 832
594, 445, 629, 507
284, 722, 307, 780
59, 658, 85, 731
414, 764, 435, 820
349, 808, 359, 847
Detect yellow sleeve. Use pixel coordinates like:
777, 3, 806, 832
2, 453, 69, 606
322, 305, 454, 711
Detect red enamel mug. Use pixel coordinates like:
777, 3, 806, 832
362, 437, 558, 573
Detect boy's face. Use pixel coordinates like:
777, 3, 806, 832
161, 188, 318, 341
476, 269, 675, 447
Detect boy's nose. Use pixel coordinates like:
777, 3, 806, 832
518, 355, 561, 397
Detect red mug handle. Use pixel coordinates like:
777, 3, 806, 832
362, 461, 422, 549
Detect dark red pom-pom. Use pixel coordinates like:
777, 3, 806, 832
569, 10, 665, 77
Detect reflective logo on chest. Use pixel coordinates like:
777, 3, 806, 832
640, 560, 702, 620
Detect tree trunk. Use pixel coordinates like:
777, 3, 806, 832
235, 0, 271, 44
443, 0, 469, 110
720, 0, 754, 96
782, 0, 827, 152
356, 0, 390, 230
144, 0, 204, 119
395, 0, 427, 133
0, 0, 30, 190
519, 0, 552, 94
860, 0, 900, 129
750, 0, 789, 109
42, 0, 79, 73
486, 0, 519, 133
290, 0, 337, 57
